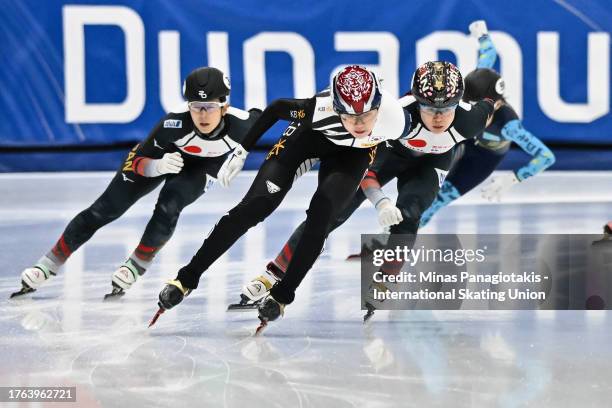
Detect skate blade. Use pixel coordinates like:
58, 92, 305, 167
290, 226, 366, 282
592, 237, 612, 246
103, 288, 125, 301
363, 303, 376, 323
227, 301, 261, 312
10, 286, 35, 299
345, 252, 362, 261
148, 307, 165, 328
254, 319, 268, 336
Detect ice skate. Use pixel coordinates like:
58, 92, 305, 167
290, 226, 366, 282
363, 280, 394, 323
363, 303, 376, 323
228, 274, 275, 311
103, 285, 126, 300
254, 295, 285, 335
10, 265, 56, 298
227, 262, 284, 311
148, 280, 191, 327
104, 259, 146, 300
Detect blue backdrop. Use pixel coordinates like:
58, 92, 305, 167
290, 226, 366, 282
0, 0, 611, 171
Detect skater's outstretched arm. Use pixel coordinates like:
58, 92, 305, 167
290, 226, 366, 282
469, 20, 498, 69
501, 120, 556, 181
217, 98, 315, 187
480, 119, 556, 202
240, 98, 315, 150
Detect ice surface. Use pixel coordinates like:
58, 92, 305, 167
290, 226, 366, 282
1, 171, 611, 407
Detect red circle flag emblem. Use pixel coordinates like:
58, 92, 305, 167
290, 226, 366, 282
184, 146, 202, 153
408, 139, 427, 148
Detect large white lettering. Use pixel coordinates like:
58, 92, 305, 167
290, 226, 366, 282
243, 32, 315, 109
159, 31, 230, 112
159, 31, 182, 113
538, 32, 610, 122
63, 5, 145, 123
416, 31, 523, 116
332, 32, 400, 97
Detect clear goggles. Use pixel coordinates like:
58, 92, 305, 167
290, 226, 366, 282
339, 109, 378, 124
188, 101, 227, 113
419, 104, 458, 115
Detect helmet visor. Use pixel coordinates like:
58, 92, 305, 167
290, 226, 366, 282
188, 101, 227, 113
339, 109, 378, 125
418, 103, 458, 115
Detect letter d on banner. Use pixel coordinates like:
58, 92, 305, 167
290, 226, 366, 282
63, 6, 145, 123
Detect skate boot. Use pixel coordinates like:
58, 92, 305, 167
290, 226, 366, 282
363, 279, 396, 323
10, 264, 56, 298
255, 294, 285, 335
105, 259, 146, 300
148, 280, 192, 327
227, 262, 285, 311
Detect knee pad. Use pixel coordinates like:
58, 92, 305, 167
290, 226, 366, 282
153, 199, 183, 228
84, 201, 122, 227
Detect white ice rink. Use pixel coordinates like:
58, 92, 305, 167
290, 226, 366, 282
1, 171, 611, 407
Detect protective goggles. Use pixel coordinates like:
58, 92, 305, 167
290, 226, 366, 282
339, 109, 378, 124
418, 104, 458, 115
188, 101, 227, 113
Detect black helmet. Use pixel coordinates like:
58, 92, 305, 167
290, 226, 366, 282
411, 61, 464, 108
183, 67, 231, 102
463, 68, 505, 102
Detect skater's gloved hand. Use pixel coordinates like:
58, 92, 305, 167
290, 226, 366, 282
481, 173, 519, 202
376, 198, 403, 227
155, 152, 184, 175
469, 20, 488, 39
218, 145, 248, 187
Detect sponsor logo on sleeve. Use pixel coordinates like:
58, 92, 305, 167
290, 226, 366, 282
164, 119, 183, 128
290, 109, 306, 119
